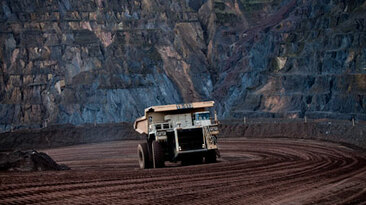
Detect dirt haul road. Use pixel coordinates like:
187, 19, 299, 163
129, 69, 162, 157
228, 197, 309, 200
1, 138, 366, 204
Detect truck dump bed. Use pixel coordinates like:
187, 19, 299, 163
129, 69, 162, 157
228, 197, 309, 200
133, 101, 215, 134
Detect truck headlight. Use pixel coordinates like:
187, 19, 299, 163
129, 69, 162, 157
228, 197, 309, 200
209, 126, 218, 132
156, 131, 166, 136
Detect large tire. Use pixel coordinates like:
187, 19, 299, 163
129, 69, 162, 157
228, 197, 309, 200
152, 141, 164, 168
205, 150, 217, 163
181, 153, 203, 166
137, 143, 150, 169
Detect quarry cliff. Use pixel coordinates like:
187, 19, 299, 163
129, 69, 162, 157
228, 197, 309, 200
1, 0, 365, 131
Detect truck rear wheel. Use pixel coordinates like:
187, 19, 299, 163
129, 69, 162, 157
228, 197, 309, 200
205, 150, 217, 163
152, 141, 164, 168
137, 143, 150, 169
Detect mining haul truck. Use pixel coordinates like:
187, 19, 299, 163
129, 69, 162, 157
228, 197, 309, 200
134, 101, 219, 169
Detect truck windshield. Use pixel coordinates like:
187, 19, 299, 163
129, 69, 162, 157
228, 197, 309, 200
196, 113, 210, 120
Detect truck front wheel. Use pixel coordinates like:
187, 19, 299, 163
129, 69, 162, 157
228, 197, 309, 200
205, 150, 217, 163
152, 141, 165, 168
137, 142, 151, 169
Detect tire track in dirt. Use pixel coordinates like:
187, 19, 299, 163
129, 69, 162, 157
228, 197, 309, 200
1, 138, 366, 204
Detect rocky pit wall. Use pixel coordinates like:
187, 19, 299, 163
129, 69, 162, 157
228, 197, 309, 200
0, 0, 366, 133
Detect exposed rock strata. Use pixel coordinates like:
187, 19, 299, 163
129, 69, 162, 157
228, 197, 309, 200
0, 0, 365, 131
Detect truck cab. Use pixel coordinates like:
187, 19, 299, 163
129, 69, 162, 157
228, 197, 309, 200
193, 111, 211, 126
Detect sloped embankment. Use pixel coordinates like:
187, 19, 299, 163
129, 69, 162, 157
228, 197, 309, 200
0, 150, 69, 171
0, 122, 142, 151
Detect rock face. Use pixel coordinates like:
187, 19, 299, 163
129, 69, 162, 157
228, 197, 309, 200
0, 0, 365, 132
209, 0, 366, 121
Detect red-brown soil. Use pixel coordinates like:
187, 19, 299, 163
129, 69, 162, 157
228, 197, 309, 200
1, 138, 366, 204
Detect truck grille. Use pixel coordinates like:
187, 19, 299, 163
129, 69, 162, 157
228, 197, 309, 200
177, 128, 204, 151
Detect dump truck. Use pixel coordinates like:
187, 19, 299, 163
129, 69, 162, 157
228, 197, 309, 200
134, 101, 219, 168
